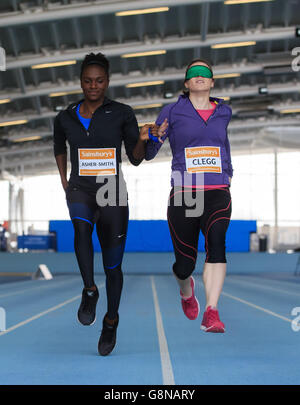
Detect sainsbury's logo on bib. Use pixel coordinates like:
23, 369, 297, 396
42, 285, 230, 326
79, 149, 115, 159
185, 146, 222, 173
78, 148, 117, 176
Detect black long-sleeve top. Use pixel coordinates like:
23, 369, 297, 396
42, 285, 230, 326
53, 97, 143, 193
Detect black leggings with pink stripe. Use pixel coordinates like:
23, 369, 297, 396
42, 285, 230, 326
167, 187, 232, 280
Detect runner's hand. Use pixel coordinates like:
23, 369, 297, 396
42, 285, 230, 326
139, 124, 152, 142
62, 179, 69, 191
140, 119, 168, 143
152, 118, 168, 143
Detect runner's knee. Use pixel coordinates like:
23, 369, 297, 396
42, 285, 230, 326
172, 260, 195, 280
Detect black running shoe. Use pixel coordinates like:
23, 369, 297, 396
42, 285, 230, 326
98, 313, 119, 356
77, 286, 99, 326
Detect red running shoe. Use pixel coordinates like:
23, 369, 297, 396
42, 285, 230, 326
201, 306, 225, 333
180, 276, 200, 320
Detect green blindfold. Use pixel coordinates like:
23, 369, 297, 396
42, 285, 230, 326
185, 65, 213, 80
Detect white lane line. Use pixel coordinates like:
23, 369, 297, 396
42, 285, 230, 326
0, 276, 80, 299
0, 273, 32, 277
225, 277, 300, 297
198, 281, 292, 323
222, 291, 292, 323
230, 273, 300, 288
150, 276, 175, 386
200, 282, 293, 322
0, 283, 105, 336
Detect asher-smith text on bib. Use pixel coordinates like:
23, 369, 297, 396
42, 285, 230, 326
78, 148, 117, 176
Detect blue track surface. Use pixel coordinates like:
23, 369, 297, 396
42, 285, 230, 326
0, 254, 300, 385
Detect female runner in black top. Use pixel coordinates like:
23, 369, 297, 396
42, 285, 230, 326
53, 52, 156, 356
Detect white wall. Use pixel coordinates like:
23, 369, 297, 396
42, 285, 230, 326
0, 180, 9, 222
230, 151, 300, 227
0, 150, 299, 232
124, 159, 171, 220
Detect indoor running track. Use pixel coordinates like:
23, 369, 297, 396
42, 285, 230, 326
0, 272, 299, 385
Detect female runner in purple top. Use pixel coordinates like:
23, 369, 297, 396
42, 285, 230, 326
145, 59, 233, 333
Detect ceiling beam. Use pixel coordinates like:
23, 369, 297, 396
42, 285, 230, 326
0, 144, 54, 156
4, 26, 296, 70
0, 59, 297, 102
0, 0, 225, 28
201, 3, 210, 42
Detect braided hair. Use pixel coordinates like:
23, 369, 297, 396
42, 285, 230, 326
80, 52, 110, 80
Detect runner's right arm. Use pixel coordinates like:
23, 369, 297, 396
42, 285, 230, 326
53, 113, 68, 191
145, 104, 172, 161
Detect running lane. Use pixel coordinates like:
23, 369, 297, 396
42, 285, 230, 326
153, 274, 300, 385
0, 275, 163, 385
1, 273, 299, 384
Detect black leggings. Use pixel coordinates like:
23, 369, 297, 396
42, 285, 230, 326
66, 186, 128, 319
167, 187, 232, 280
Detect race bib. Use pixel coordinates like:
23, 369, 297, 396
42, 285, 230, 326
185, 146, 222, 173
78, 148, 117, 176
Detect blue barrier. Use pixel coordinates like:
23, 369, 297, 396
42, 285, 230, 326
17, 234, 56, 250
49, 220, 256, 252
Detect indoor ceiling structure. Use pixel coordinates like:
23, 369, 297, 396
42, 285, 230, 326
0, 0, 300, 177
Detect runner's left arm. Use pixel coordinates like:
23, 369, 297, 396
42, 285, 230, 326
145, 104, 171, 161
122, 105, 145, 166
224, 107, 233, 183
